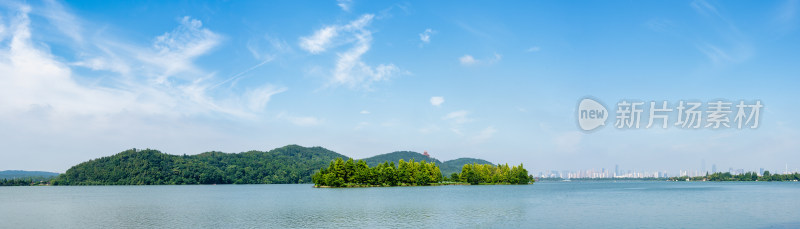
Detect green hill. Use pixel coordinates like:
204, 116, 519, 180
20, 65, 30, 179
52, 145, 346, 185
361, 151, 442, 166
0, 170, 59, 179
440, 158, 494, 176
361, 151, 493, 175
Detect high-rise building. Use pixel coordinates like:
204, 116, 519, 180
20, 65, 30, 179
615, 164, 619, 177
701, 159, 706, 174
712, 164, 717, 174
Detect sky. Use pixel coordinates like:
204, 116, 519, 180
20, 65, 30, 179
0, 0, 798, 174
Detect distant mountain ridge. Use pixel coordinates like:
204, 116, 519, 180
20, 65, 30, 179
361, 151, 494, 176
0, 170, 59, 179
50, 145, 501, 185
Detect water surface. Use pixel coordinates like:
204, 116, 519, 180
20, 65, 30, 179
1, 181, 799, 228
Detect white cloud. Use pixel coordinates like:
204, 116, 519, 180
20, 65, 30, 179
419, 28, 435, 45
145, 16, 222, 85
354, 121, 369, 130
459, 53, 501, 66
472, 126, 497, 144
526, 46, 541, 52
459, 55, 476, 65
278, 112, 321, 126
443, 110, 473, 124
0, 4, 130, 116
299, 26, 337, 54
337, 0, 353, 12
247, 34, 291, 61
71, 52, 131, 75
492, 53, 502, 62
299, 14, 401, 89
418, 124, 440, 134
430, 96, 444, 107
245, 85, 287, 111
40, 0, 83, 43
0, 4, 284, 122
360, 110, 370, 114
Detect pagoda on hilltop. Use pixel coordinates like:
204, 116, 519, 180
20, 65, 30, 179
423, 151, 430, 157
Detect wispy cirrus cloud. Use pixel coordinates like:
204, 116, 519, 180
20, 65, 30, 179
443, 110, 473, 124
688, 0, 753, 66
278, 112, 322, 126
471, 126, 497, 144
337, 0, 353, 12
39, 0, 83, 44
147, 16, 222, 84
442, 110, 474, 135
298, 14, 402, 90
525, 46, 540, 52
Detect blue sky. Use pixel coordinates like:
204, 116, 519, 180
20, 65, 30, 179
0, 0, 798, 174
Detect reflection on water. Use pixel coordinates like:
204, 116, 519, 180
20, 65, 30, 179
1, 182, 799, 228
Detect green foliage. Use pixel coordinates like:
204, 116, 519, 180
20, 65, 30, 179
313, 158, 442, 187
0, 177, 51, 186
360, 151, 493, 176
51, 145, 346, 185
459, 163, 532, 185
440, 158, 494, 176
362, 151, 442, 167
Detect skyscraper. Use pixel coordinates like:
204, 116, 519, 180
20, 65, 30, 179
701, 159, 706, 174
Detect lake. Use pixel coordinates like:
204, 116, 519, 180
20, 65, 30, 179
1, 181, 799, 228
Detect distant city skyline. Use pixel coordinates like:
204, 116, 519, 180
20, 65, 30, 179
535, 162, 800, 179
0, 1, 798, 173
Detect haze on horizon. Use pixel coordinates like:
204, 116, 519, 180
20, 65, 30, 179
0, 0, 798, 174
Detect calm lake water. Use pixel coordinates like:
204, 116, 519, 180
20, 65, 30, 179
1, 181, 799, 228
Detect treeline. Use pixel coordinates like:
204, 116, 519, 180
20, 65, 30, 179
312, 158, 442, 187
456, 163, 533, 185
670, 171, 800, 182
359, 151, 494, 176
312, 158, 533, 187
52, 145, 346, 185
0, 177, 52, 186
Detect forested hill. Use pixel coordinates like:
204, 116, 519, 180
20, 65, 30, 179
439, 158, 494, 176
362, 151, 443, 166
51, 145, 346, 185
361, 151, 493, 175
0, 170, 59, 179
